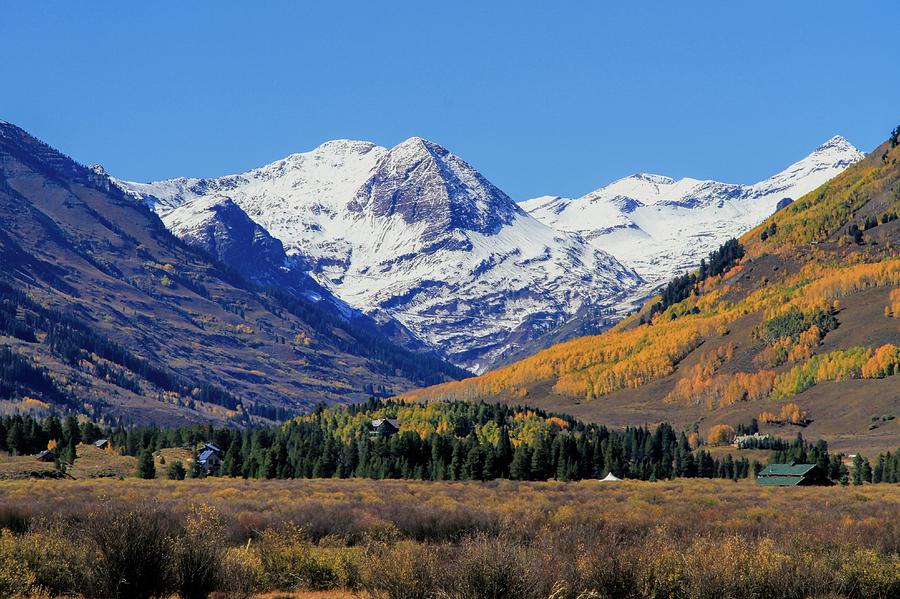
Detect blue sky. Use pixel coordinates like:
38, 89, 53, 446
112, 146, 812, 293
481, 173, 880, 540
2, 1, 898, 199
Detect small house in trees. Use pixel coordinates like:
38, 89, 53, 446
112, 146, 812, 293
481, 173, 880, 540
756, 462, 831, 486
36, 449, 55, 462
93, 439, 110, 450
197, 442, 222, 474
732, 433, 768, 448
369, 418, 400, 436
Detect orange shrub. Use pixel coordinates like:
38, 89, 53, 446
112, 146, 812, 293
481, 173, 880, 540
706, 424, 736, 446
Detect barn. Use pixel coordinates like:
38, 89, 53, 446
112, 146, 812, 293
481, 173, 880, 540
756, 462, 831, 486
369, 418, 400, 436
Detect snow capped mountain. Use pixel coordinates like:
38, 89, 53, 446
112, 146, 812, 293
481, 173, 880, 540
119, 133, 857, 374
163, 195, 296, 286
522, 136, 864, 287
120, 138, 642, 373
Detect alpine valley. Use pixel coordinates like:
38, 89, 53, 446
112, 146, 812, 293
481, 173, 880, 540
119, 135, 862, 373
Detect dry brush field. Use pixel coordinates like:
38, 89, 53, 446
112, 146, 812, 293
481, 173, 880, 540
0, 477, 897, 598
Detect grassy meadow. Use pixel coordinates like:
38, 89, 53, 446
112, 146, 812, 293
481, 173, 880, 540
0, 477, 897, 598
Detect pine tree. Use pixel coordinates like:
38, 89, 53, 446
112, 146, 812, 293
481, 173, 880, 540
510, 444, 531, 480
723, 454, 735, 480
852, 454, 864, 485
43, 416, 63, 444
190, 450, 205, 478
6, 422, 23, 455
221, 440, 242, 477
873, 455, 885, 483
496, 427, 513, 477
530, 438, 550, 480
862, 458, 873, 483
166, 460, 186, 480
463, 445, 485, 481
449, 441, 463, 480
828, 454, 843, 480
482, 445, 497, 480
62, 436, 77, 465
839, 463, 850, 486
62, 415, 81, 447
136, 450, 156, 479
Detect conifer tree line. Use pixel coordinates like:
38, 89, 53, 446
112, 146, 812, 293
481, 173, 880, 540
3, 400, 897, 484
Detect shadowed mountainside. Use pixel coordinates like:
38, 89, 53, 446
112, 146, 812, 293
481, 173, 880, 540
0, 121, 468, 425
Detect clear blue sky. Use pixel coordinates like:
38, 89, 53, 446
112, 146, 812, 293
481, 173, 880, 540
2, 1, 898, 199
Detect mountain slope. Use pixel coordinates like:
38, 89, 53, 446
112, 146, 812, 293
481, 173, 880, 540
157, 192, 433, 353
403, 131, 900, 455
522, 136, 864, 286
0, 121, 467, 425
122, 137, 642, 373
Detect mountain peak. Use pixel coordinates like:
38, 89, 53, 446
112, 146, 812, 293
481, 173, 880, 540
798, 135, 864, 170
308, 139, 381, 155
763, 135, 864, 186
353, 136, 520, 236
391, 136, 448, 159
815, 134, 856, 153
625, 173, 677, 185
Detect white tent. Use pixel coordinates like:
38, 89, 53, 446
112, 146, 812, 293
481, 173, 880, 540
600, 472, 622, 482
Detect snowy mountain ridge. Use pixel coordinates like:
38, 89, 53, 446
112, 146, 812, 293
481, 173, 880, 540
520, 135, 864, 287
119, 134, 860, 373
120, 138, 642, 373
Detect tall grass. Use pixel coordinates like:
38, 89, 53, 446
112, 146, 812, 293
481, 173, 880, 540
0, 478, 896, 598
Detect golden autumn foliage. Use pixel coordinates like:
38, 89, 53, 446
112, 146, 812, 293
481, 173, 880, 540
293, 401, 570, 449
759, 402, 808, 425
22, 396, 50, 410
545, 416, 570, 431
706, 424, 736, 446
775, 261, 900, 317
765, 344, 899, 398
402, 316, 716, 403
758, 411, 777, 424
754, 321, 826, 368
402, 258, 900, 405
771, 348, 867, 399
293, 332, 312, 346
665, 344, 775, 409
861, 344, 900, 378
886, 288, 900, 319
686, 431, 700, 450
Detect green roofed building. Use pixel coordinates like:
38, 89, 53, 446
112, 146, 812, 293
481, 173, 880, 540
756, 462, 832, 486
